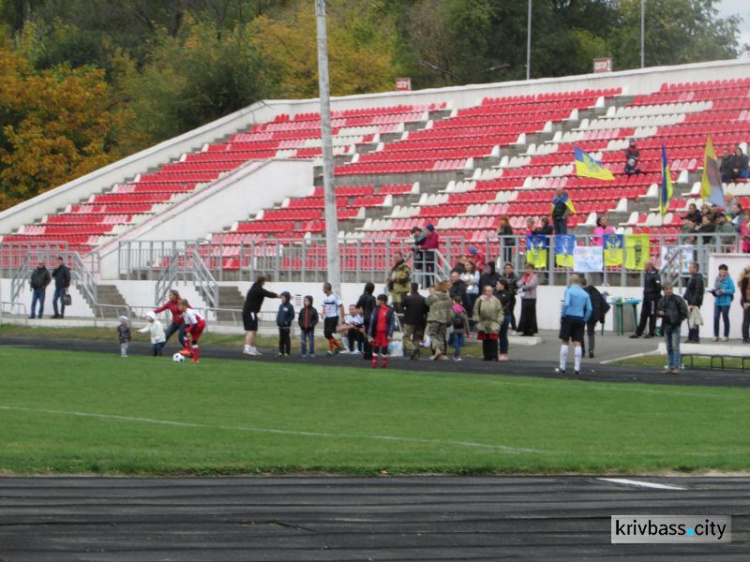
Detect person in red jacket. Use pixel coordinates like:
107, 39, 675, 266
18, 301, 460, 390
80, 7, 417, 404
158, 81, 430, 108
178, 299, 206, 364
154, 290, 185, 349
417, 224, 439, 287
368, 294, 397, 369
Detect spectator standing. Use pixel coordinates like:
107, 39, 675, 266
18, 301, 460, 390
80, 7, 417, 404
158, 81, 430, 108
624, 139, 641, 175
631, 262, 661, 339
448, 295, 470, 361
298, 295, 319, 359
401, 283, 428, 360
533, 216, 554, 235
557, 275, 592, 376
479, 261, 500, 294
356, 282, 377, 360
449, 270, 469, 311
657, 284, 688, 375
418, 224, 440, 287
550, 187, 571, 235
494, 279, 514, 361
426, 281, 451, 360
242, 276, 279, 357
467, 246, 486, 273
461, 262, 480, 319
321, 282, 346, 355
51, 256, 71, 319
155, 290, 186, 350
592, 216, 615, 246
516, 263, 539, 336
276, 291, 295, 358
388, 252, 411, 313
581, 276, 608, 359
473, 285, 502, 361
741, 208, 750, 253
684, 262, 705, 343
497, 216, 515, 263
29, 261, 51, 319
709, 264, 735, 341
739, 266, 750, 343
367, 294, 396, 369
500, 262, 519, 331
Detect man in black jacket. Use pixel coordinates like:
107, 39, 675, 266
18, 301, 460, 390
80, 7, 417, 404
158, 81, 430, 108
449, 270, 469, 311
401, 283, 428, 360
51, 256, 71, 319
356, 282, 377, 360
243, 275, 279, 356
658, 284, 688, 374
29, 261, 51, 319
580, 276, 608, 359
684, 262, 705, 343
631, 262, 661, 339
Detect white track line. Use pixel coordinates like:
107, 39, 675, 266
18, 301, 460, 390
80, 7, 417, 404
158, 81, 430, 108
598, 478, 687, 490
0, 405, 544, 454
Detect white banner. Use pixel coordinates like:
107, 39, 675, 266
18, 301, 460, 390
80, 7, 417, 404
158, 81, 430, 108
574, 246, 603, 272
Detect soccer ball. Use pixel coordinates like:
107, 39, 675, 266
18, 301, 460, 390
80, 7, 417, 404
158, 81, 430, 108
172, 352, 185, 363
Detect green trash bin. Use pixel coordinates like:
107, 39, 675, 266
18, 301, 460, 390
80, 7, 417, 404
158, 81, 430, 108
612, 299, 639, 335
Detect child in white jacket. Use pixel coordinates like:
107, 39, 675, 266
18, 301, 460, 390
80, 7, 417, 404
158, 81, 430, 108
139, 311, 167, 356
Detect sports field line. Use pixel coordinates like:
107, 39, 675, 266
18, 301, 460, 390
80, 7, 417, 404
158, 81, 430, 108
0, 405, 545, 455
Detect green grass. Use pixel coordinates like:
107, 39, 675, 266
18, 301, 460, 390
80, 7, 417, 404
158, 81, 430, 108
615, 354, 749, 370
0, 347, 748, 476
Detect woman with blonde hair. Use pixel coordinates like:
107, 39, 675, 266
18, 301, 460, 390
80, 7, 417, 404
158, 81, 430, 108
739, 265, 750, 342
154, 289, 185, 350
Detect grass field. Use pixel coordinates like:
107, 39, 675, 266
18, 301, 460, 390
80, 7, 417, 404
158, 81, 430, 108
1, 346, 748, 476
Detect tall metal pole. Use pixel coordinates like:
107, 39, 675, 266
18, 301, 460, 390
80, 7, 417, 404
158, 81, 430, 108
315, 0, 341, 295
640, 0, 645, 68
526, 0, 532, 80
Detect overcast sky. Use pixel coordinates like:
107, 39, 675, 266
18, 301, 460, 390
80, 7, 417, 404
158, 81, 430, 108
716, 0, 750, 55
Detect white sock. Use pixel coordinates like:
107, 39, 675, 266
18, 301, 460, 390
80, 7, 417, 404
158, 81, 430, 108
342, 337, 349, 350
574, 347, 582, 372
559, 344, 569, 370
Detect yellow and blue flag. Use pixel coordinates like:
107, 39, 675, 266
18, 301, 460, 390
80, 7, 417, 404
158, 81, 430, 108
550, 193, 577, 216
555, 235, 576, 268
603, 234, 624, 267
700, 134, 725, 208
574, 147, 615, 181
525, 235, 548, 268
660, 142, 673, 216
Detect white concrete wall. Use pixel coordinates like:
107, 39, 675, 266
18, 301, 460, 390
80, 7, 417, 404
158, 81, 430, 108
0, 278, 94, 319
97, 160, 313, 278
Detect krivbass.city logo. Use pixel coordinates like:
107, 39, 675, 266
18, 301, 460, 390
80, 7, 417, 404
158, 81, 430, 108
611, 515, 732, 544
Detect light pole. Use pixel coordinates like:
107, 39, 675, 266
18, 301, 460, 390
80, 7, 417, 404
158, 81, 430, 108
640, 0, 645, 68
314, 0, 341, 295
527, 0, 532, 80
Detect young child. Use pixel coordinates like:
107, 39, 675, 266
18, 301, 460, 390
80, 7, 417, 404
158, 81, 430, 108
298, 295, 319, 359
367, 294, 396, 369
139, 311, 167, 356
178, 299, 206, 363
276, 291, 295, 358
338, 304, 364, 354
117, 316, 131, 358
449, 295, 470, 361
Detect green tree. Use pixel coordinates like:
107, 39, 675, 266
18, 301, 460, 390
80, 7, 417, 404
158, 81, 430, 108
0, 48, 129, 209
610, 0, 741, 69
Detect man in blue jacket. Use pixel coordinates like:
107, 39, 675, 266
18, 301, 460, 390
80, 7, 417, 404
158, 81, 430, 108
710, 264, 735, 341
557, 275, 592, 376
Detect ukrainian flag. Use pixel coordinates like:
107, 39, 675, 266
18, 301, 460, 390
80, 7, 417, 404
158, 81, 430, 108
574, 147, 615, 181
660, 142, 673, 216
549, 194, 577, 216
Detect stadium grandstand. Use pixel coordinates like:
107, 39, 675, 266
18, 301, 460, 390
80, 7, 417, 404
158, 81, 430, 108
1, 58, 749, 337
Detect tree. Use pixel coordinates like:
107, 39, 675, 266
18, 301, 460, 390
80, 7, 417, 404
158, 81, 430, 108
0, 48, 128, 209
251, 0, 396, 97
609, 0, 742, 69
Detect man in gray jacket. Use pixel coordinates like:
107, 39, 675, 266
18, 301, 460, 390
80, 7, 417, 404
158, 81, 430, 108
29, 261, 51, 319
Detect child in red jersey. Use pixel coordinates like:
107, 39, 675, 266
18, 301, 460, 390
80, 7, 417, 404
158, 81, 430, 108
178, 299, 206, 363
367, 294, 396, 369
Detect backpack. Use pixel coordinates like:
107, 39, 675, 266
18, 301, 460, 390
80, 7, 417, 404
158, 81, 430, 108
452, 310, 465, 329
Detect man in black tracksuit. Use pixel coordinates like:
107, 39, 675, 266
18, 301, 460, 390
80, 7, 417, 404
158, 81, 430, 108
401, 283, 428, 360
631, 262, 661, 339
243, 275, 279, 356
51, 257, 71, 318
684, 262, 705, 343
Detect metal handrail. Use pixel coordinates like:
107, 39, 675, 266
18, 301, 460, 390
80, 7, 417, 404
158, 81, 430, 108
0, 301, 29, 325
192, 249, 219, 308
71, 252, 98, 304
10, 254, 31, 303
154, 251, 180, 306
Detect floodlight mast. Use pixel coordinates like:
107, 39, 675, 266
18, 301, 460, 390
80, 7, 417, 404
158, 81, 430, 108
315, 0, 342, 295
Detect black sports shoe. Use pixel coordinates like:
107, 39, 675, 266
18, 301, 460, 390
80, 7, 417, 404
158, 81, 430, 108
629, 334, 640, 338
643, 334, 653, 339
588, 351, 594, 359
574, 370, 581, 376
